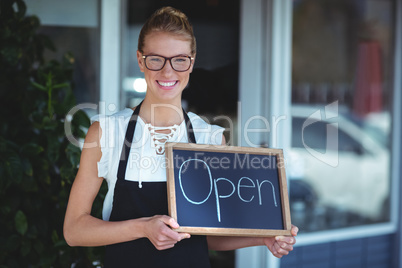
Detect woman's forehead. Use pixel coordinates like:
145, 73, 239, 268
142, 32, 192, 55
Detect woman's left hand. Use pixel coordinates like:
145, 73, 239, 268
263, 225, 298, 258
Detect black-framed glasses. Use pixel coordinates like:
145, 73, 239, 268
142, 55, 194, 72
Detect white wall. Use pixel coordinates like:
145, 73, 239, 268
25, 0, 98, 27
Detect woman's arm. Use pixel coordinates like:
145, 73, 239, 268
207, 225, 298, 258
63, 122, 189, 249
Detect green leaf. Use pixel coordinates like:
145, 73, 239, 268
30, 81, 47, 91
66, 143, 81, 167
21, 158, 33, 176
53, 82, 69, 89
15, 210, 28, 235
42, 116, 58, 130
59, 165, 73, 181
51, 230, 59, 244
43, 174, 51, 185
6, 155, 23, 183
72, 110, 91, 129
54, 239, 67, 248
46, 135, 60, 162
20, 143, 44, 156
20, 239, 31, 256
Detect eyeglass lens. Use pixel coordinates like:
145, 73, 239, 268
145, 56, 191, 71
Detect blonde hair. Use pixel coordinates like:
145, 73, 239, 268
138, 6, 196, 55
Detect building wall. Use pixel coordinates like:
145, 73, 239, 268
281, 234, 395, 268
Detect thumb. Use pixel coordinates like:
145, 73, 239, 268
160, 216, 190, 240
160, 215, 180, 229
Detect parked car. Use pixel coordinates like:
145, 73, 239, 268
287, 105, 390, 231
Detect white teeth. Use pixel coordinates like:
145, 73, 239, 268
158, 81, 176, 87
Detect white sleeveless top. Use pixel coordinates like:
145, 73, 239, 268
92, 108, 224, 220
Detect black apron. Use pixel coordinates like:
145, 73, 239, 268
104, 103, 211, 268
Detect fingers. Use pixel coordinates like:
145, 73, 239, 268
272, 224, 299, 257
276, 235, 296, 246
276, 237, 295, 250
270, 240, 293, 258
291, 224, 299, 236
158, 215, 190, 241
265, 228, 298, 258
160, 215, 180, 229
266, 237, 294, 258
146, 215, 191, 250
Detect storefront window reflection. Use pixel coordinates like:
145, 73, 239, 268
38, 26, 100, 106
289, 0, 394, 232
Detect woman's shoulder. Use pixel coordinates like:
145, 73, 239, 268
90, 108, 134, 129
187, 112, 224, 145
89, 108, 135, 149
187, 112, 223, 129
88, 109, 135, 179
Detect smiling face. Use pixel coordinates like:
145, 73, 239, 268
137, 31, 195, 105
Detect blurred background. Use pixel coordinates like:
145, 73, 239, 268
2, 0, 401, 267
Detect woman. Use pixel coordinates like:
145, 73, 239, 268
63, 6, 297, 267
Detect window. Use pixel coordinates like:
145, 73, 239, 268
289, 0, 395, 232
38, 26, 100, 106
27, 0, 100, 107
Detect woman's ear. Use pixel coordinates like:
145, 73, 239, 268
137, 50, 145, 72
189, 54, 196, 73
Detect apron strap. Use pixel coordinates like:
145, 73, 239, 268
117, 102, 196, 181
184, 109, 196, 144
117, 102, 142, 181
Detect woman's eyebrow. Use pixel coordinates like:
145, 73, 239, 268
143, 52, 192, 57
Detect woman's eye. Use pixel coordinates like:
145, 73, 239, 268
173, 57, 187, 63
150, 57, 163, 63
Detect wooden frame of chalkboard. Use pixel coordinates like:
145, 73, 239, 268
165, 143, 292, 237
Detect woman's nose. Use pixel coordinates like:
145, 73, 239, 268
160, 59, 175, 75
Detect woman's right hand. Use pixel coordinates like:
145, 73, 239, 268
142, 215, 190, 250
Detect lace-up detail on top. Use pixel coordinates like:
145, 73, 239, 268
147, 124, 179, 155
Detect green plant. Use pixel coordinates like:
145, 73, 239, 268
0, 0, 103, 267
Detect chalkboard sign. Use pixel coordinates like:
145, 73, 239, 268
165, 143, 292, 237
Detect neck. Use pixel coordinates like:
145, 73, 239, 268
139, 97, 184, 127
